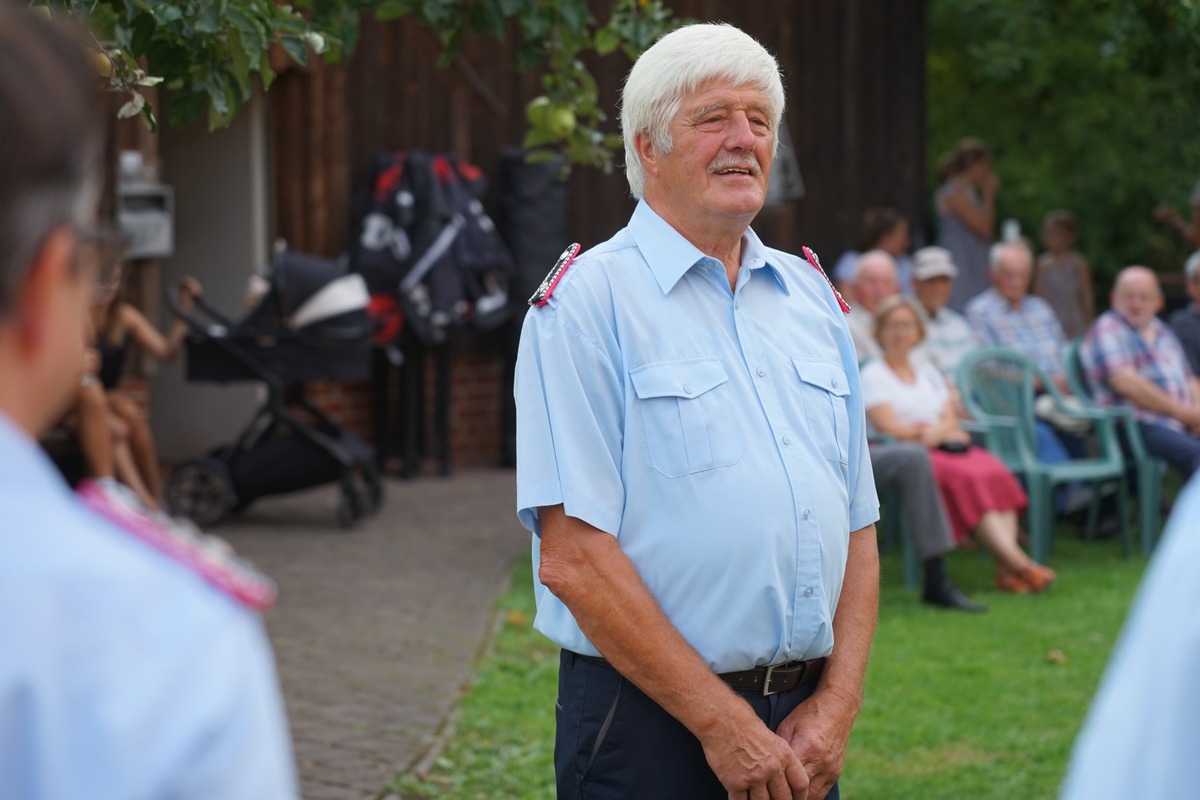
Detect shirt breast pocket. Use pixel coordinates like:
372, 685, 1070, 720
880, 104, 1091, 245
792, 357, 851, 464
630, 359, 746, 478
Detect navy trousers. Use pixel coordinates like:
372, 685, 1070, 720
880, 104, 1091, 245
554, 650, 840, 800
1137, 421, 1200, 479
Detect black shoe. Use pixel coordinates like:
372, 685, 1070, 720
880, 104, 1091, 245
923, 581, 988, 613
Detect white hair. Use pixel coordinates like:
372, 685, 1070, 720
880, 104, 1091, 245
853, 249, 897, 283
1185, 250, 1200, 284
620, 23, 785, 199
988, 240, 1033, 273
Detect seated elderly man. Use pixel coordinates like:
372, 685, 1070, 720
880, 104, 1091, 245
911, 246, 978, 379
964, 241, 1091, 508
1168, 250, 1200, 376
966, 241, 1071, 391
846, 249, 899, 360
1082, 266, 1200, 479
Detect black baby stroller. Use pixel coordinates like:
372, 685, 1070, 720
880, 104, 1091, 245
164, 246, 383, 528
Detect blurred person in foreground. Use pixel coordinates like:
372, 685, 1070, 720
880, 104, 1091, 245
1081, 266, 1200, 480
1060, 471, 1200, 798
516, 22, 878, 800
861, 297, 1053, 594
0, 6, 297, 798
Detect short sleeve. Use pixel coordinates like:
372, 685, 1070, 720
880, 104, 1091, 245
514, 302, 626, 537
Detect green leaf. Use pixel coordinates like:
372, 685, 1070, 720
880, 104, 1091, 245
194, 4, 221, 34
117, 92, 146, 119
279, 35, 308, 64
168, 89, 207, 129
129, 13, 156, 57
593, 27, 620, 56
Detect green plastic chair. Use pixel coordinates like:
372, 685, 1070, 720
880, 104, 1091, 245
956, 347, 1131, 564
1063, 338, 1167, 553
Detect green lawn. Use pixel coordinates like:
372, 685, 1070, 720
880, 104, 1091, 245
390, 528, 1149, 800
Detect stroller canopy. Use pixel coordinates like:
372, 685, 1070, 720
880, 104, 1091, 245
243, 249, 371, 340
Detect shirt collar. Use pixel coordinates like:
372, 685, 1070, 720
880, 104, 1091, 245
628, 200, 789, 296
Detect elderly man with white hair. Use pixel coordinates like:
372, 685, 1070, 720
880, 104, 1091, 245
516, 22, 878, 800
965, 241, 1071, 392
1168, 250, 1200, 376
845, 249, 899, 360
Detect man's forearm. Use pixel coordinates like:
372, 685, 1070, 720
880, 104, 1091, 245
1111, 370, 1191, 420
537, 506, 753, 740
816, 525, 879, 712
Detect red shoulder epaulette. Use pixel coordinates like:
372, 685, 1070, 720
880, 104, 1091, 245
529, 243, 582, 307
802, 246, 851, 313
77, 480, 277, 611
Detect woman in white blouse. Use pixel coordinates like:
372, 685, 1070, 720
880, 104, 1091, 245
861, 296, 1055, 594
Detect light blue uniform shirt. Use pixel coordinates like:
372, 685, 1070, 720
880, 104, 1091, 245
515, 201, 878, 674
0, 414, 298, 799
1060, 475, 1200, 799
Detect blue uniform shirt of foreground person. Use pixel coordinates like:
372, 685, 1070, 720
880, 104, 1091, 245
0, 415, 298, 799
1059, 474, 1200, 798
515, 200, 879, 674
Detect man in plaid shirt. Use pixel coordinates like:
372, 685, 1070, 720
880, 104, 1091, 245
966, 241, 1071, 392
966, 241, 1088, 473
1081, 266, 1200, 479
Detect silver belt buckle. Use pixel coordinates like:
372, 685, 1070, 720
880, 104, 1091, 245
763, 662, 786, 696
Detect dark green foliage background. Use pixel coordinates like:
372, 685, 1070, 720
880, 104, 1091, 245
928, 0, 1200, 291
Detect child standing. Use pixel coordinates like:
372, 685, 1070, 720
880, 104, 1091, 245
1035, 210, 1094, 340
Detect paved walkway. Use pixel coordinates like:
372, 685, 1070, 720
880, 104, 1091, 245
219, 469, 528, 800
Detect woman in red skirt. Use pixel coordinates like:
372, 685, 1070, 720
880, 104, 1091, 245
860, 296, 1054, 593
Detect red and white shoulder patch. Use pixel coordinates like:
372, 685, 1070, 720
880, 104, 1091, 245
77, 480, 277, 610
801, 246, 851, 313
528, 243, 582, 307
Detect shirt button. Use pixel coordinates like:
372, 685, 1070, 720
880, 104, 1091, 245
683, 385, 693, 395
803, 508, 811, 519
756, 367, 766, 377
832, 378, 839, 388
783, 436, 792, 446
804, 587, 814, 598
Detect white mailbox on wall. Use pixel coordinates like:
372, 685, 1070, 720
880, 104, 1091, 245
118, 183, 175, 259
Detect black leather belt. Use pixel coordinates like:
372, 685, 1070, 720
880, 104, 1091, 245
574, 653, 825, 697
719, 658, 826, 696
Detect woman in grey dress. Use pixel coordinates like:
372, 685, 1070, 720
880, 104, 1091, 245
936, 138, 998, 311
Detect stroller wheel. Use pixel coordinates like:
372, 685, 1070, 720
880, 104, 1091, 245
363, 468, 384, 515
337, 487, 361, 529
166, 458, 237, 529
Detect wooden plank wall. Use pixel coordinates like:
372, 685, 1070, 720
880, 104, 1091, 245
268, 0, 926, 266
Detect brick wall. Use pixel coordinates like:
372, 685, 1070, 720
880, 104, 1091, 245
306, 339, 508, 474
